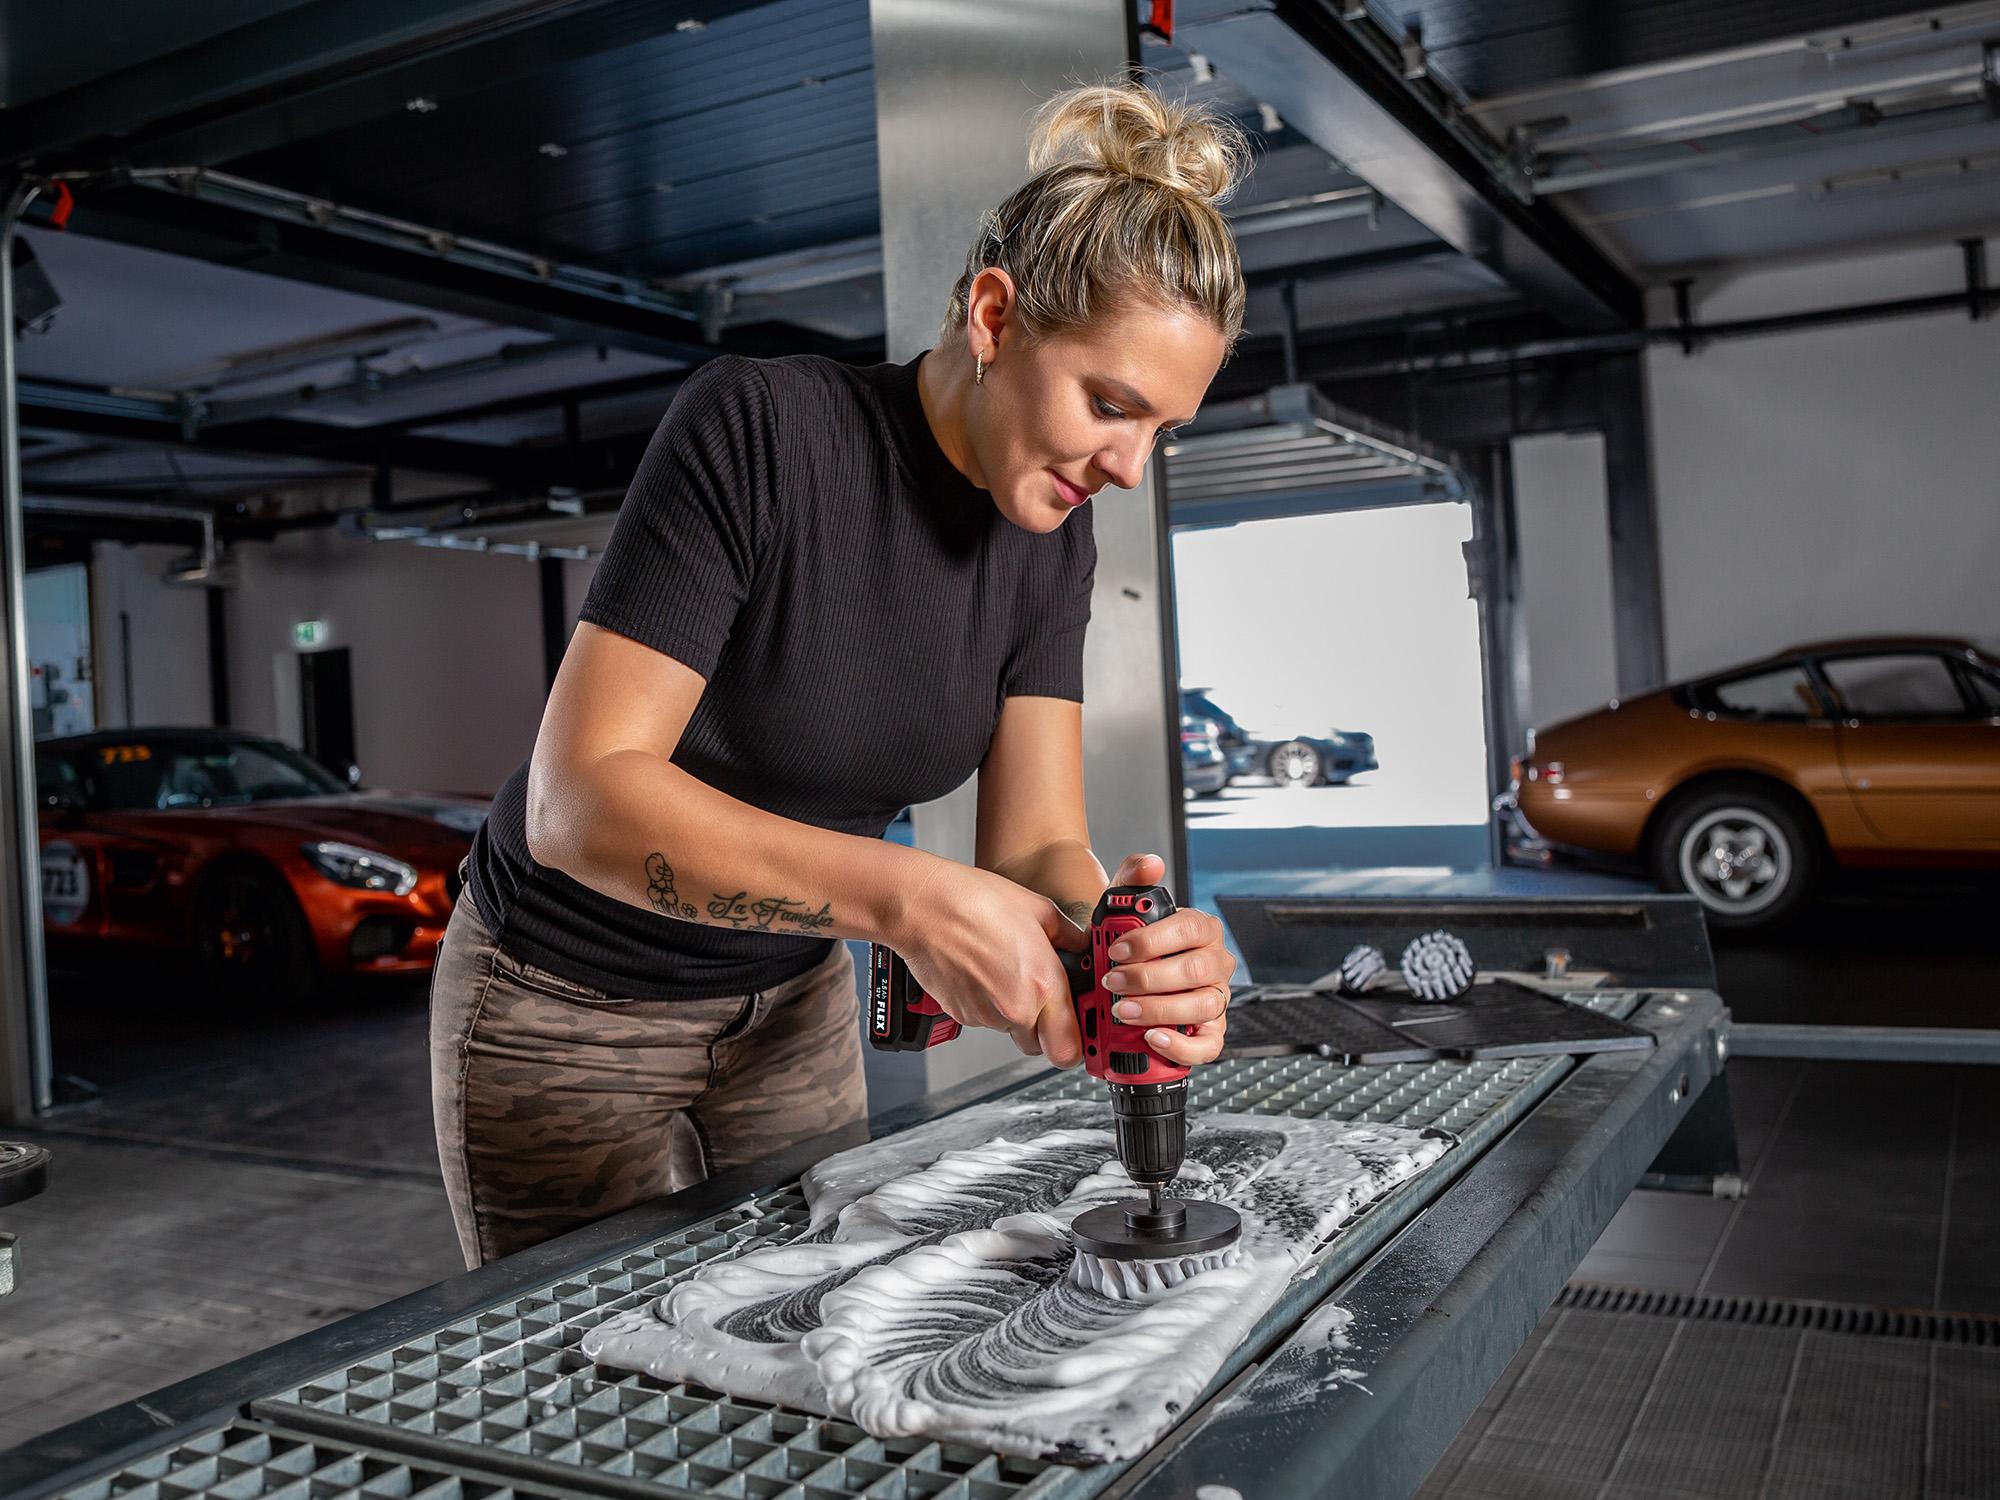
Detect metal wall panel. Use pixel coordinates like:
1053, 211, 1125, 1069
871, 0, 1183, 1092
1, 189, 51, 1122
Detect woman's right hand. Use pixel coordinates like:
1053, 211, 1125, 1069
889, 857, 1088, 1066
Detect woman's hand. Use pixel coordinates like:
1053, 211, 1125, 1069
891, 856, 1089, 1065
1101, 853, 1235, 1065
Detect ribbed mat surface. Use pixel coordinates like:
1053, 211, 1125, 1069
1417, 1294, 2000, 1499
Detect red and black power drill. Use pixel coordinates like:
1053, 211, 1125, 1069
869, 884, 1237, 1262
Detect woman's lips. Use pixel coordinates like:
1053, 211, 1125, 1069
1050, 471, 1090, 507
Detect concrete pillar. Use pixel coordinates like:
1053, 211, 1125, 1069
871, 0, 1186, 1093
1598, 353, 1668, 695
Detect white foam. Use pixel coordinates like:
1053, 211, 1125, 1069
581, 1104, 1451, 1463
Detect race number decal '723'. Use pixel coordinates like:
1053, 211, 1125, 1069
39, 841, 91, 926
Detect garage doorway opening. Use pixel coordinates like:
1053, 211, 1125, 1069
1160, 388, 1488, 908
1174, 501, 1490, 889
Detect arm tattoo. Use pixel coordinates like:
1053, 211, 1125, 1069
644, 854, 834, 934
1059, 899, 1093, 928
707, 890, 836, 933
644, 854, 699, 921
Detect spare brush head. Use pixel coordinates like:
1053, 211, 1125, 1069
1400, 929, 1476, 1001
1336, 943, 1387, 995
1069, 1196, 1243, 1300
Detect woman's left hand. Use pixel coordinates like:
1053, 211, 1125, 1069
1100, 853, 1235, 1065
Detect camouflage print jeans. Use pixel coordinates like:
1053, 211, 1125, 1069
429, 884, 866, 1268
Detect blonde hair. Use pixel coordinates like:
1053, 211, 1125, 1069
942, 80, 1251, 354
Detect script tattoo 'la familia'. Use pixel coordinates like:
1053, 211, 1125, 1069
644, 853, 834, 934
707, 891, 836, 933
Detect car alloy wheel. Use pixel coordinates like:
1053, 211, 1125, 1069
195, 865, 317, 1004
1268, 741, 1323, 787
1677, 806, 1792, 917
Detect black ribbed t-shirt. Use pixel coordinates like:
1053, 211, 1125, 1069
468, 351, 1096, 998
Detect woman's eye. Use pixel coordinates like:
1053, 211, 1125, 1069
1091, 395, 1124, 420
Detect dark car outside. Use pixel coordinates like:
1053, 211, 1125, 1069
37, 727, 488, 1002
1181, 716, 1230, 797
1180, 689, 1378, 787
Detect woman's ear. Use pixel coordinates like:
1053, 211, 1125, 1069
966, 266, 1016, 359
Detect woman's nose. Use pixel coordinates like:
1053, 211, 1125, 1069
1095, 440, 1148, 493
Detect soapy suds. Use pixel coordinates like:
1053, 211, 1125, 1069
582, 1103, 1449, 1462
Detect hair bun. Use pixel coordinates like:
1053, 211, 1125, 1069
1029, 81, 1249, 208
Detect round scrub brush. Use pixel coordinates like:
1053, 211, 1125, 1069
1400, 930, 1476, 1001
1335, 943, 1387, 995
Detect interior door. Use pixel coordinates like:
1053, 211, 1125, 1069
298, 647, 356, 776
1821, 652, 2000, 852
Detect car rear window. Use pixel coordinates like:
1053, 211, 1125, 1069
86, 743, 168, 810
1821, 654, 1967, 719
1701, 666, 1820, 720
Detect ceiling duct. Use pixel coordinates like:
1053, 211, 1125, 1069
1162, 383, 1463, 527
22, 495, 224, 584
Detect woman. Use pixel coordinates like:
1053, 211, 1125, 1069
431, 80, 1250, 1268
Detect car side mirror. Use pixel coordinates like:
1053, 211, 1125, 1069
347, 763, 363, 789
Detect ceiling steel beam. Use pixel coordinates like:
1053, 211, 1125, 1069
1179, 1, 1641, 330
27, 184, 842, 367
1242, 240, 1461, 290
17, 379, 571, 485
0, 0, 778, 173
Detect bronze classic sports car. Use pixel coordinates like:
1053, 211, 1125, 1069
1505, 638, 2000, 927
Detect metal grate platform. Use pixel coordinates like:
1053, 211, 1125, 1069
55, 996, 1654, 1500
52, 1421, 578, 1500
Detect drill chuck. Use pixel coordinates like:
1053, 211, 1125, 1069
1109, 1078, 1188, 1188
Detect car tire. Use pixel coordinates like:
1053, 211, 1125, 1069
1651, 783, 1818, 930
194, 862, 319, 1005
1267, 740, 1324, 787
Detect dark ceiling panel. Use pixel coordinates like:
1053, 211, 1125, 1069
222, 0, 874, 277
0, 0, 315, 109
1378, 0, 1951, 99
550, 142, 881, 267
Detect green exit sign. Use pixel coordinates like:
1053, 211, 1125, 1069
293, 620, 329, 648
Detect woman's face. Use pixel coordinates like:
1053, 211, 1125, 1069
967, 298, 1227, 535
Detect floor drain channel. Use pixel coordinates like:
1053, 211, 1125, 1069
1559, 1282, 2000, 1346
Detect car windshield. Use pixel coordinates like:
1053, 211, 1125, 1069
1964, 664, 2000, 714
84, 739, 347, 811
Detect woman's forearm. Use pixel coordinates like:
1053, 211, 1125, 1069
987, 837, 1110, 929
526, 747, 939, 947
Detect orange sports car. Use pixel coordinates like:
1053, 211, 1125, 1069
37, 727, 486, 1000
1503, 637, 2000, 926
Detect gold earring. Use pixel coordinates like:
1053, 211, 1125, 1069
974, 352, 985, 387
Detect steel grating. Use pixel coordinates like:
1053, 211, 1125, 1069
211, 998, 1652, 1500
50, 1420, 580, 1500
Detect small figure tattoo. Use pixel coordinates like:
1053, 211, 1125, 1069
644, 853, 699, 921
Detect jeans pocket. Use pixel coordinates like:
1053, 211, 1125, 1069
489, 946, 623, 1004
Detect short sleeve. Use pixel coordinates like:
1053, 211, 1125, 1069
579, 356, 776, 678
1002, 513, 1096, 701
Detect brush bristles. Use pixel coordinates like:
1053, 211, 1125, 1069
1071, 1241, 1243, 1299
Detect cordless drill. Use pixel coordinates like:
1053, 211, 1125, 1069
869, 884, 1238, 1261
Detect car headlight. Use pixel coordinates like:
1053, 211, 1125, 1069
303, 841, 418, 896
